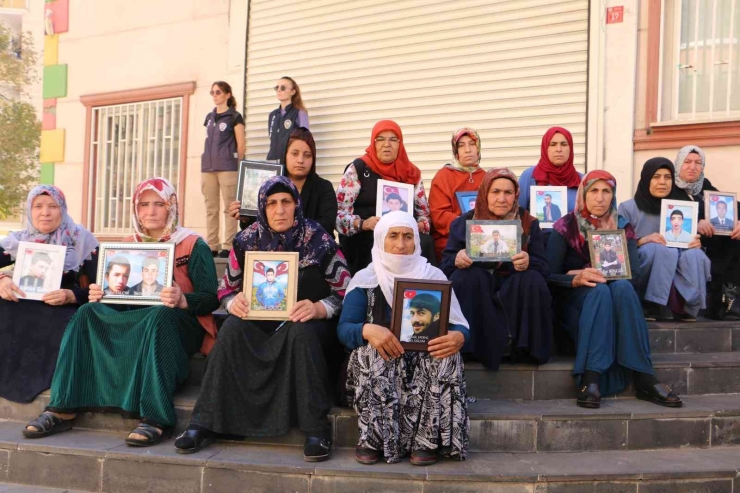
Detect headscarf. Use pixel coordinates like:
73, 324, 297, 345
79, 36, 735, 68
359, 120, 422, 185
674, 145, 706, 197
531, 126, 581, 188
450, 127, 482, 172
132, 178, 199, 244
346, 211, 468, 329
634, 157, 684, 215
0, 185, 98, 272
473, 168, 521, 221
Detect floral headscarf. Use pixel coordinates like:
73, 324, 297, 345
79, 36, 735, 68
674, 145, 706, 197
359, 120, 422, 185
132, 178, 198, 244
0, 185, 98, 272
451, 127, 481, 172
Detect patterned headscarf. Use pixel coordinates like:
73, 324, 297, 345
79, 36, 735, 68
473, 167, 521, 221
359, 120, 422, 185
0, 185, 98, 272
450, 127, 482, 172
532, 126, 581, 188
674, 145, 706, 197
132, 178, 198, 244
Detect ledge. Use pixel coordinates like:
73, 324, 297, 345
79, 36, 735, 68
79, 81, 196, 108
634, 120, 740, 150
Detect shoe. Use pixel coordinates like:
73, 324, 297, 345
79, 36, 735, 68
303, 435, 331, 462
672, 312, 697, 322
576, 383, 601, 409
636, 383, 683, 407
217, 249, 230, 259
410, 449, 438, 466
643, 305, 659, 322
355, 447, 380, 465
211, 250, 219, 258
174, 427, 216, 454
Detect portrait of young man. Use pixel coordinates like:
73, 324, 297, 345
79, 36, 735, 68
104, 256, 132, 295
542, 193, 562, 222
599, 240, 622, 276
666, 209, 693, 243
710, 200, 733, 232
255, 266, 286, 309
19, 251, 52, 293
405, 292, 441, 343
480, 229, 511, 257
127, 257, 164, 296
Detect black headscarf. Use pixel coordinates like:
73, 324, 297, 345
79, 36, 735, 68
634, 157, 683, 215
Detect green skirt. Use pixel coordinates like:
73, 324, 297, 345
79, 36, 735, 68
48, 302, 203, 426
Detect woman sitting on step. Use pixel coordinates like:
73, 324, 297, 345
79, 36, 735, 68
547, 170, 682, 409
24, 178, 219, 446
175, 176, 351, 462
338, 211, 470, 466
0, 185, 98, 404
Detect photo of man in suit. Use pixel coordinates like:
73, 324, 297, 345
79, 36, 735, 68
710, 200, 733, 232
542, 193, 562, 222
127, 257, 164, 296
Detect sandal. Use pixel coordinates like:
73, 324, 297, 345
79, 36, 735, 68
23, 411, 74, 439
125, 422, 173, 447
174, 427, 216, 454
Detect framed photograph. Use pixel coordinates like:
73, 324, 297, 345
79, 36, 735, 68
587, 230, 631, 280
243, 251, 299, 320
465, 220, 522, 262
704, 191, 737, 236
12, 242, 66, 301
660, 199, 699, 248
390, 278, 451, 351
455, 191, 478, 214
529, 186, 567, 229
237, 160, 285, 217
376, 179, 414, 217
97, 242, 175, 305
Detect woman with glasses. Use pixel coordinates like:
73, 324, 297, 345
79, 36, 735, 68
267, 76, 309, 162
336, 120, 435, 275
201, 81, 246, 258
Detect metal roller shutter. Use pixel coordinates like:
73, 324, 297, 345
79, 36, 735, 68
244, 0, 589, 186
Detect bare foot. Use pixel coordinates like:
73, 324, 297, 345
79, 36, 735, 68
26, 412, 76, 432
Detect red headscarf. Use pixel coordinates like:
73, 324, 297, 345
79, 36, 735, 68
532, 126, 581, 188
359, 120, 421, 185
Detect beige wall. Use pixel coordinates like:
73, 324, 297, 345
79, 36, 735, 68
53, 0, 248, 236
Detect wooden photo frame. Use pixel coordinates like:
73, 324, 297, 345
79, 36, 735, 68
465, 220, 522, 262
529, 185, 568, 229
704, 191, 737, 236
236, 160, 285, 217
243, 251, 299, 320
455, 191, 478, 214
660, 199, 699, 249
587, 230, 632, 280
390, 278, 451, 351
376, 179, 415, 217
12, 241, 67, 301
97, 242, 175, 305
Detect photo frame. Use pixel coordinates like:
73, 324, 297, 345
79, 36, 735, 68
390, 278, 451, 351
236, 160, 285, 217
529, 186, 568, 229
455, 191, 478, 214
97, 242, 175, 305
660, 199, 699, 248
465, 220, 522, 262
587, 230, 632, 280
243, 251, 299, 320
12, 241, 66, 301
704, 191, 737, 236
376, 179, 415, 217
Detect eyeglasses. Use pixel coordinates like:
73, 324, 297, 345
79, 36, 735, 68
274, 85, 290, 92
209, 90, 223, 96
374, 137, 400, 144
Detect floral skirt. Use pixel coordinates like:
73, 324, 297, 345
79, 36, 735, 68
346, 345, 469, 463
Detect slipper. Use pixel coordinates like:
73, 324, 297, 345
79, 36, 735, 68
23, 412, 74, 439
125, 422, 173, 447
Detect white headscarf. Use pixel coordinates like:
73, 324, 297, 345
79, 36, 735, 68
346, 211, 469, 329
674, 145, 706, 197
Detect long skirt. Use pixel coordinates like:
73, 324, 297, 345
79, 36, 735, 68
450, 267, 552, 369
47, 303, 203, 427
346, 345, 469, 464
557, 280, 654, 395
638, 243, 711, 317
188, 316, 336, 436
0, 300, 78, 403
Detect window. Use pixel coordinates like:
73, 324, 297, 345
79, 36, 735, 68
660, 0, 740, 122
90, 98, 182, 234
0, 0, 28, 10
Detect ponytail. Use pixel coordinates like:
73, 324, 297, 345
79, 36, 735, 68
211, 81, 237, 109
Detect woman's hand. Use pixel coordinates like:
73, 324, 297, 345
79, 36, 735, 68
417, 220, 426, 233
0, 277, 24, 302
638, 233, 666, 247
511, 251, 529, 272
572, 268, 606, 288
731, 222, 740, 241
161, 284, 188, 309
362, 323, 404, 361
360, 217, 380, 232
454, 249, 473, 269
88, 283, 104, 303
42, 289, 75, 306
228, 200, 241, 220
289, 299, 327, 322
688, 235, 702, 249
428, 331, 465, 359
697, 219, 714, 238
228, 292, 250, 319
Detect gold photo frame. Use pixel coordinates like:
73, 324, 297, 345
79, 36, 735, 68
242, 251, 299, 320
587, 230, 632, 280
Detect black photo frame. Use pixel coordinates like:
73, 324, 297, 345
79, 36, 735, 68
236, 160, 284, 217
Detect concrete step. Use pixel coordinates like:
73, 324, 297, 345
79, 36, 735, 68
2, 421, 740, 492
0, 483, 89, 493
647, 320, 740, 354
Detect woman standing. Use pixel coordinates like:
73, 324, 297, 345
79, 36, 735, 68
24, 178, 219, 446
548, 171, 681, 408
267, 76, 309, 161
336, 120, 434, 274
429, 128, 486, 261
440, 168, 552, 369
0, 186, 98, 403
201, 81, 245, 258
175, 177, 351, 462
339, 211, 469, 466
